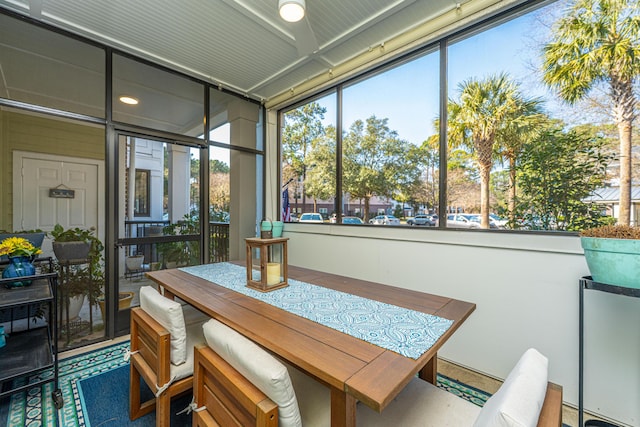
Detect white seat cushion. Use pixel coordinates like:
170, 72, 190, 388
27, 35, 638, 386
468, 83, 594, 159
170, 321, 206, 381
357, 376, 481, 427
139, 286, 188, 365
473, 348, 548, 427
202, 318, 303, 427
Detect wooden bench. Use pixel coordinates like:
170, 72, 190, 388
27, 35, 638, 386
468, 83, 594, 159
192, 340, 563, 427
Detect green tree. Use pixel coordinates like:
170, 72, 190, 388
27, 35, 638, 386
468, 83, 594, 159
542, 0, 640, 225
495, 102, 546, 227
305, 126, 336, 212
448, 73, 535, 228
343, 116, 420, 222
281, 102, 327, 211
516, 128, 612, 231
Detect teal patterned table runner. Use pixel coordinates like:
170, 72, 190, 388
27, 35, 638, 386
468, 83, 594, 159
180, 262, 453, 359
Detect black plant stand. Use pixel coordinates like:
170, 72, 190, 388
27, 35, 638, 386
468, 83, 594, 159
579, 277, 640, 427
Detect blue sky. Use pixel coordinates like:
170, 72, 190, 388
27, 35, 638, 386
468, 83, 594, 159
318, 1, 575, 146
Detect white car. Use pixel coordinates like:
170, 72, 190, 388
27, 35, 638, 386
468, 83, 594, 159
490, 214, 508, 228
298, 213, 324, 223
446, 214, 480, 229
463, 214, 498, 229
368, 215, 400, 225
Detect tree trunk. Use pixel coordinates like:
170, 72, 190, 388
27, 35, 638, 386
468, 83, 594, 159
479, 163, 491, 228
617, 119, 632, 225
611, 76, 635, 226
364, 197, 371, 222
508, 155, 517, 226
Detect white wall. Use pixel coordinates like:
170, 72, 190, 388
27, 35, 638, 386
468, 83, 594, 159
282, 224, 640, 426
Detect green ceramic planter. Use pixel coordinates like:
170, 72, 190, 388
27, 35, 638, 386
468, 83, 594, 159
581, 237, 640, 288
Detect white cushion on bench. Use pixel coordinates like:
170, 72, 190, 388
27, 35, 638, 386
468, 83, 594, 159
473, 348, 548, 427
202, 318, 303, 427
236, 348, 549, 427
356, 376, 481, 426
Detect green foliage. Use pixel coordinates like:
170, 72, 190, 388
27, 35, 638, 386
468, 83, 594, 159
157, 212, 200, 267
515, 128, 613, 231
49, 225, 104, 303
342, 116, 421, 221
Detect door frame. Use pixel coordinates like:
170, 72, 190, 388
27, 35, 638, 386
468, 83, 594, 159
12, 150, 105, 238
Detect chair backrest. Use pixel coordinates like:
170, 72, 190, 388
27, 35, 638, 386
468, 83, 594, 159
193, 345, 278, 427
139, 286, 188, 365
201, 318, 302, 427
473, 348, 549, 427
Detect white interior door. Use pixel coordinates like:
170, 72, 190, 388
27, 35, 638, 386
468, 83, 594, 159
13, 151, 104, 254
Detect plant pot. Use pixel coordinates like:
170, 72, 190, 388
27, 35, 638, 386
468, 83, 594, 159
53, 241, 91, 262
581, 237, 640, 288
2, 256, 36, 288
60, 294, 85, 322
98, 291, 134, 320
125, 255, 144, 271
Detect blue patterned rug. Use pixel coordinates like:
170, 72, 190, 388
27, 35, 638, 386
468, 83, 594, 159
0, 340, 500, 426
181, 262, 453, 359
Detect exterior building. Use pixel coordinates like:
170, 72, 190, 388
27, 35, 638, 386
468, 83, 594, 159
584, 186, 640, 226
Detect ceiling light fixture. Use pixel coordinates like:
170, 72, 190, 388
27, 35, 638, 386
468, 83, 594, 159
279, 0, 305, 23
119, 96, 139, 105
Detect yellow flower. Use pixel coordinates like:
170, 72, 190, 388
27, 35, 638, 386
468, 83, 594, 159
0, 237, 42, 258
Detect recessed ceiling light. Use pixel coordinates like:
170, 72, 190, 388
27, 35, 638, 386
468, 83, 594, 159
119, 96, 139, 105
279, 0, 305, 23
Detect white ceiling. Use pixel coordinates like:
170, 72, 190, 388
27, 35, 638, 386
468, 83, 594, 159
0, 0, 466, 105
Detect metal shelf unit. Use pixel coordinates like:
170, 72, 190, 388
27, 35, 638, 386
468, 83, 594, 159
0, 264, 63, 410
579, 276, 640, 427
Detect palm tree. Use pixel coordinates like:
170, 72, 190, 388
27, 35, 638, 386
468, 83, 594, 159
448, 73, 527, 228
543, 0, 640, 225
495, 102, 546, 227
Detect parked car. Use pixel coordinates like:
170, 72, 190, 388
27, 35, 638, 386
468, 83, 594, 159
342, 216, 364, 225
406, 214, 435, 226
298, 213, 324, 223
489, 213, 508, 228
463, 214, 498, 229
369, 215, 400, 225
446, 214, 480, 228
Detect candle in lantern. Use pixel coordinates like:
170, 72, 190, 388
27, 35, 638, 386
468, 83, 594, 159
267, 262, 281, 285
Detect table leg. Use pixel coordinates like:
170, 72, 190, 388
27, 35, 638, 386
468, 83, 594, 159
161, 288, 176, 301
330, 387, 356, 427
419, 352, 438, 385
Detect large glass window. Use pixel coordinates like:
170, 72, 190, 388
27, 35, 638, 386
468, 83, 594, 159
281, 0, 632, 231
446, 2, 616, 231
113, 54, 205, 136
281, 92, 337, 222
342, 52, 439, 224
0, 14, 105, 117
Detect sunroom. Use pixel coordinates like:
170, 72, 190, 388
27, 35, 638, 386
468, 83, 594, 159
0, 0, 638, 426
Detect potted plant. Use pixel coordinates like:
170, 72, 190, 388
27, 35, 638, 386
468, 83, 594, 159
580, 225, 640, 289
0, 236, 42, 288
49, 224, 100, 262
48, 225, 105, 326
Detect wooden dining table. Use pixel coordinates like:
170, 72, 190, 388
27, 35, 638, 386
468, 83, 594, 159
146, 262, 475, 427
